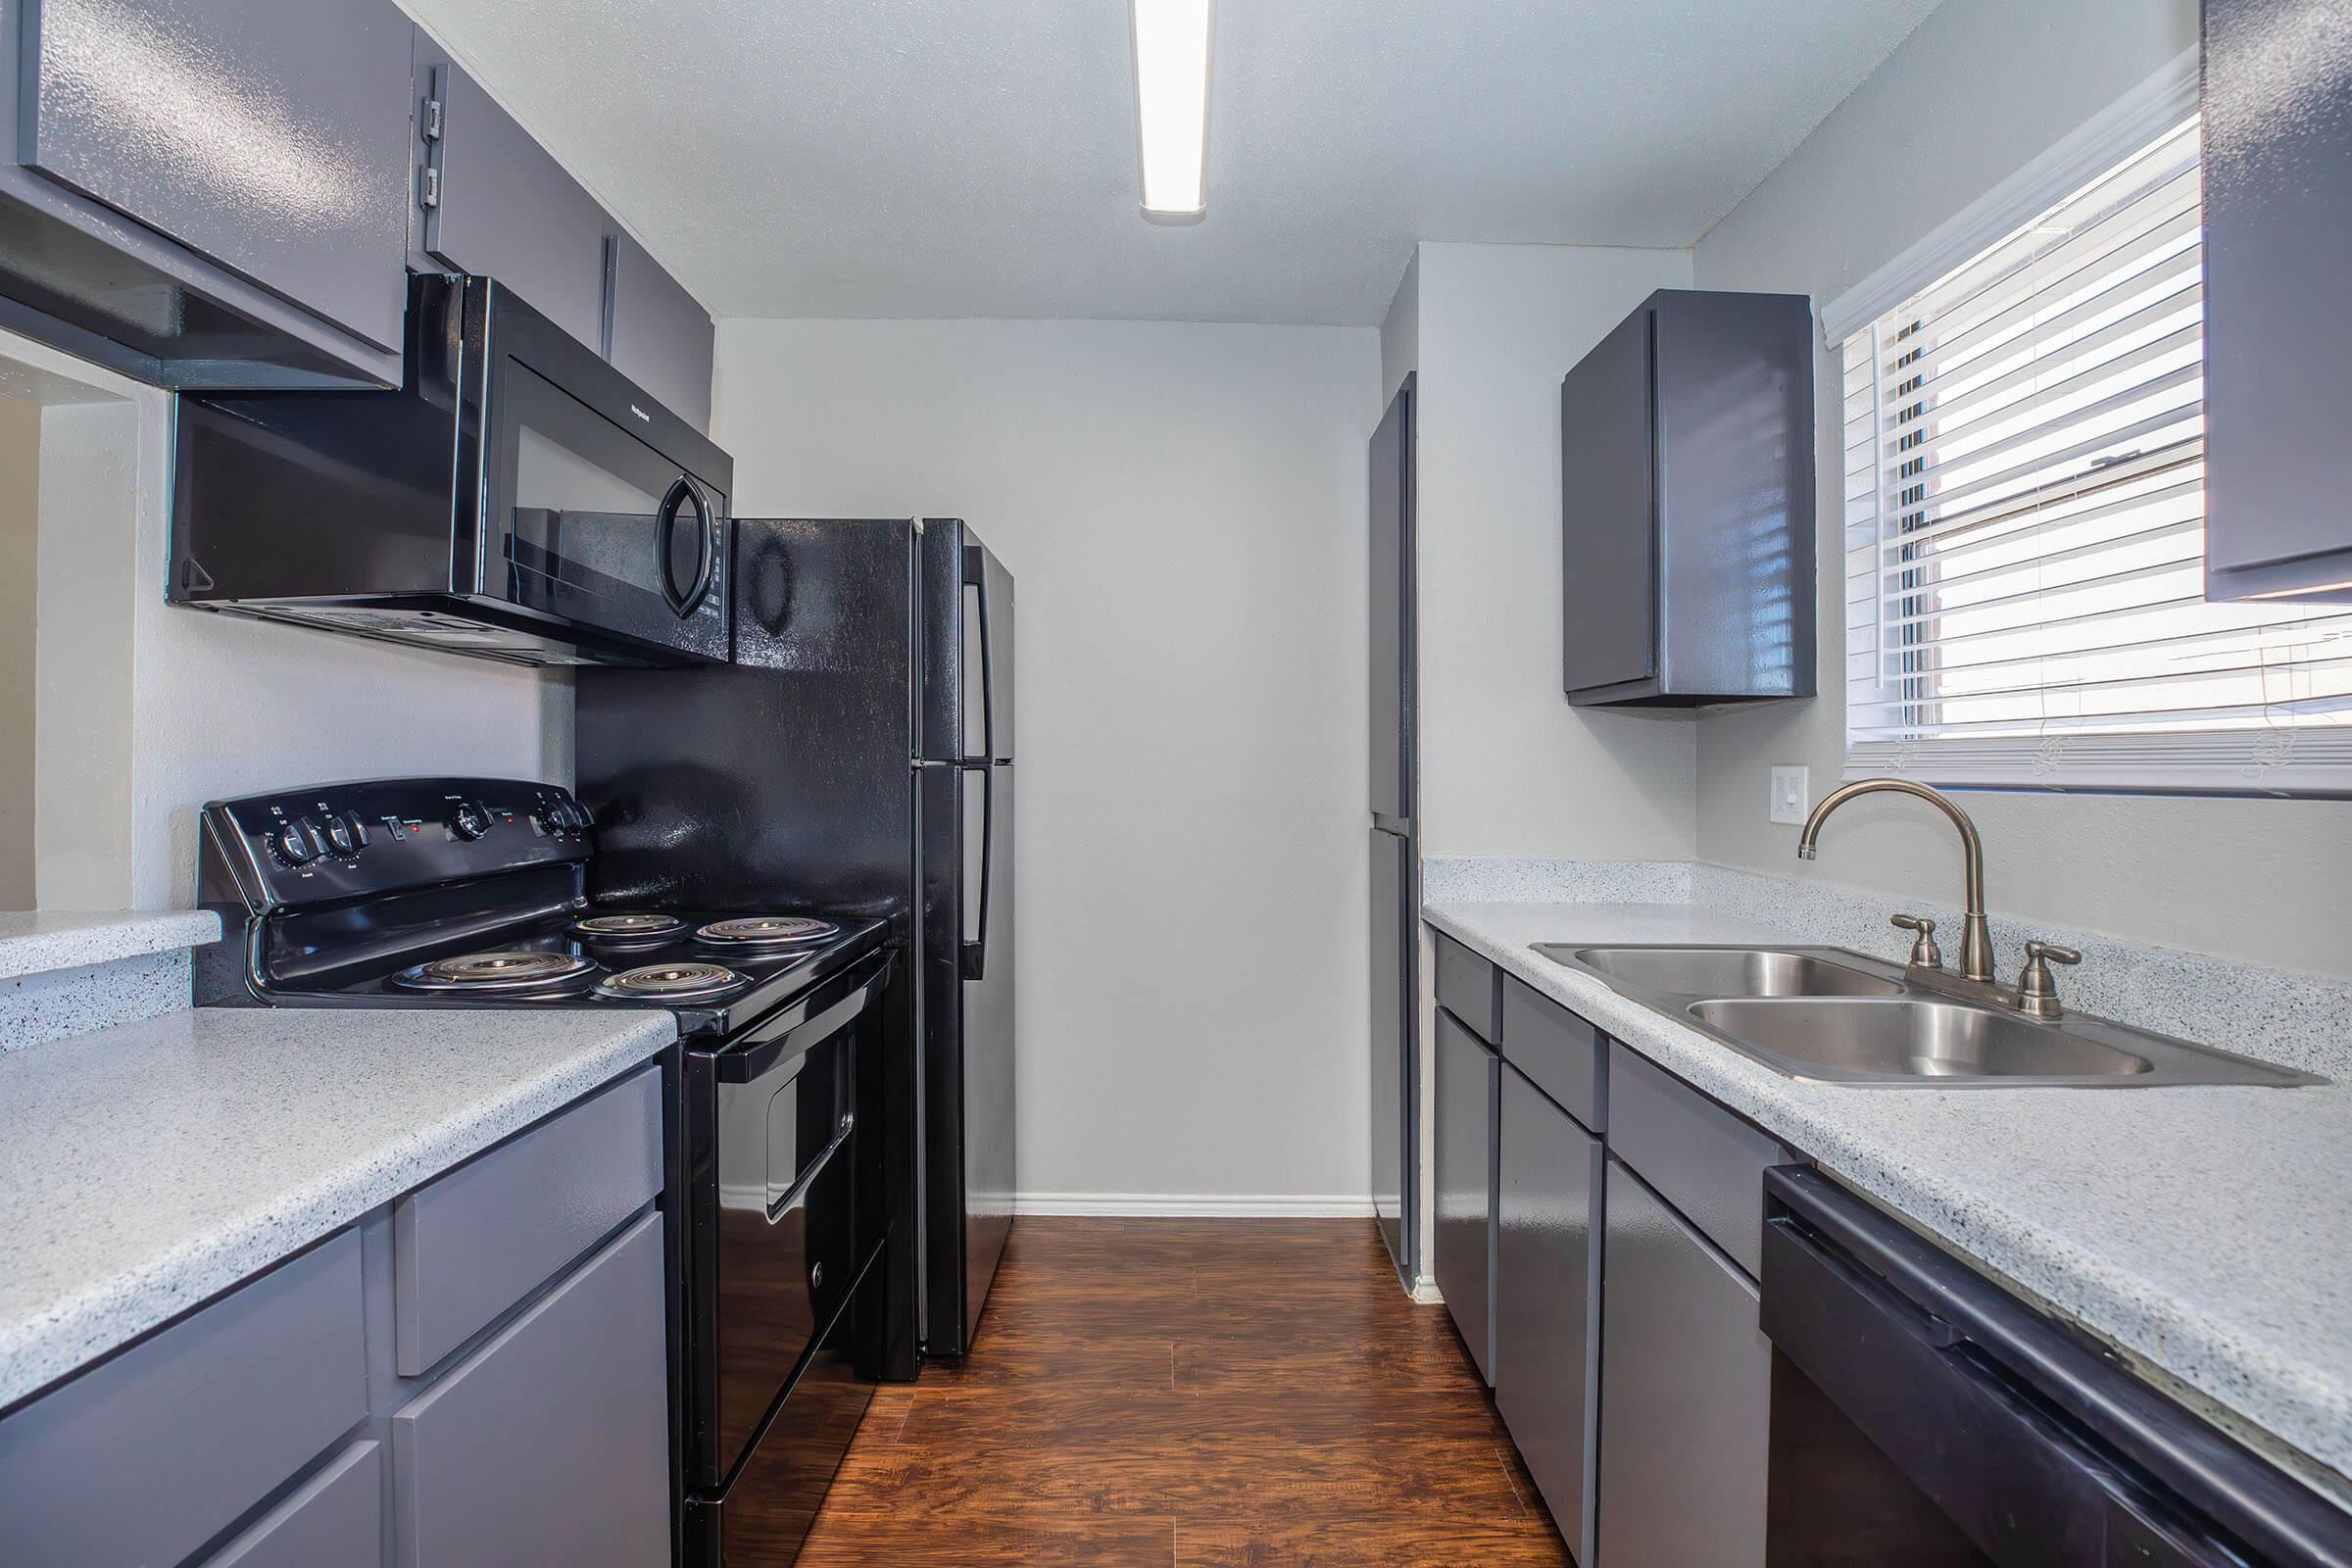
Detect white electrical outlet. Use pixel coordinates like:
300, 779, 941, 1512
1769, 765, 1810, 826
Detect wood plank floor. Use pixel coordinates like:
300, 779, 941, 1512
797, 1217, 1572, 1566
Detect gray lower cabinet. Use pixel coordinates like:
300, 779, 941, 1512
1594, 1158, 1771, 1568
413, 39, 610, 353
1433, 1008, 1497, 1383
1494, 1063, 1602, 1564
608, 224, 716, 432
206, 1440, 383, 1568
392, 1210, 670, 1568
0, 1068, 668, 1568
0, 1229, 368, 1568
0, 0, 413, 385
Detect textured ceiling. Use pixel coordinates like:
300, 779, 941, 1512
395, 0, 1944, 325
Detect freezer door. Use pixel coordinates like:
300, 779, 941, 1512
963, 541, 1015, 764
1369, 377, 1414, 826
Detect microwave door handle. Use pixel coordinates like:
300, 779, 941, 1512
657, 479, 717, 616
964, 542, 994, 764
961, 761, 992, 982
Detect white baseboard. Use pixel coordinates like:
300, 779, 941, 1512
1011, 1192, 1376, 1218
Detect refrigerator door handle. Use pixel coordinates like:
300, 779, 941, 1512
963, 543, 995, 765
961, 761, 992, 981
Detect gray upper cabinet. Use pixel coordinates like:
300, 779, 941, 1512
413, 39, 609, 353
1560, 288, 1816, 707
608, 225, 715, 432
2201, 0, 2352, 604
0, 0, 413, 386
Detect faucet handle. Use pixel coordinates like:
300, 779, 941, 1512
1890, 913, 1941, 970
2017, 940, 2082, 1018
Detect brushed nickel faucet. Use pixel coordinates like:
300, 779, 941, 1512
1798, 777, 1995, 981
1796, 776, 2085, 1016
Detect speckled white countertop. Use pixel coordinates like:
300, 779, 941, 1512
1426, 899, 2352, 1496
0, 1005, 675, 1411
0, 909, 220, 980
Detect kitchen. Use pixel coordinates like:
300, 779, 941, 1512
0, 0, 2347, 1564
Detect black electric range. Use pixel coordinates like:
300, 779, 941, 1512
194, 776, 896, 1566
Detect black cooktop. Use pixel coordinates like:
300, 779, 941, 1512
277, 906, 890, 1037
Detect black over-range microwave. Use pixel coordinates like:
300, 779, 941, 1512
170, 273, 734, 666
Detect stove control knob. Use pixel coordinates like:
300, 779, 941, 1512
274, 817, 323, 866
563, 798, 595, 832
324, 814, 362, 856
532, 803, 568, 838
450, 800, 491, 841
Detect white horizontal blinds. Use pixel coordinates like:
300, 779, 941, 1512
1842, 118, 2352, 794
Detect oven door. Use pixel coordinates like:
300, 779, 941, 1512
473, 278, 733, 662
685, 950, 891, 1490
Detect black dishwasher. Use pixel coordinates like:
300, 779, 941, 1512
1760, 1167, 2352, 1567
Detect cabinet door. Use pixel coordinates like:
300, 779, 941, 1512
1434, 1010, 1497, 1383
16, 0, 413, 352
608, 226, 714, 432
1369, 831, 1413, 1288
1559, 305, 1656, 696
1595, 1159, 1771, 1568
391, 1211, 668, 1568
1494, 1065, 1601, 1561
2201, 0, 2352, 602
415, 45, 608, 352
1368, 376, 1414, 824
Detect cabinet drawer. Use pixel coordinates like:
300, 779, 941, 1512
1433, 931, 1500, 1042
1606, 1042, 1791, 1276
394, 1065, 661, 1375
0, 1230, 366, 1568
1499, 976, 1604, 1132
204, 1439, 382, 1568
392, 1211, 669, 1568
1595, 1158, 1769, 1568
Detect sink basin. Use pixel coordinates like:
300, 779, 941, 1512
1689, 998, 2152, 1081
1558, 946, 1901, 1000
1522, 940, 2323, 1088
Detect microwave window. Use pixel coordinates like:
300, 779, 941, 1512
516, 423, 663, 517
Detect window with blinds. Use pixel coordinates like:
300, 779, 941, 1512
1841, 117, 2352, 795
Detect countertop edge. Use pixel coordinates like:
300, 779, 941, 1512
1422, 899, 2352, 1496
0, 1009, 675, 1413
0, 910, 223, 981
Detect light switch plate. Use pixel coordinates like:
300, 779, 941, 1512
1770, 765, 1810, 826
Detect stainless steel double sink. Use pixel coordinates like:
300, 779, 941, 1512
1533, 944, 2323, 1088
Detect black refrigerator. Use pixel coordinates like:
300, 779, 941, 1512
576, 515, 1016, 1367
1369, 377, 1417, 1292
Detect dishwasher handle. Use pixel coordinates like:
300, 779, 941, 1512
1761, 1167, 2352, 1568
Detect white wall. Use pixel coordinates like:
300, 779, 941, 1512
1407, 242, 1699, 859
0, 396, 35, 906
712, 318, 1380, 1205
1690, 0, 2352, 979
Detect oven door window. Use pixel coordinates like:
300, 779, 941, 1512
492, 357, 729, 659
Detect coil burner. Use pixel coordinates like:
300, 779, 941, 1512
391, 950, 599, 995
695, 915, 840, 949
596, 961, 750, 1003
570, 911, 689, 941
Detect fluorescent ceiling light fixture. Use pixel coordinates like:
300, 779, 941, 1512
1131, 0, 1212, 222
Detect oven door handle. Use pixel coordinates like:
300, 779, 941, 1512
765, 1109, 857, 1227
713, 948, 893, 1086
